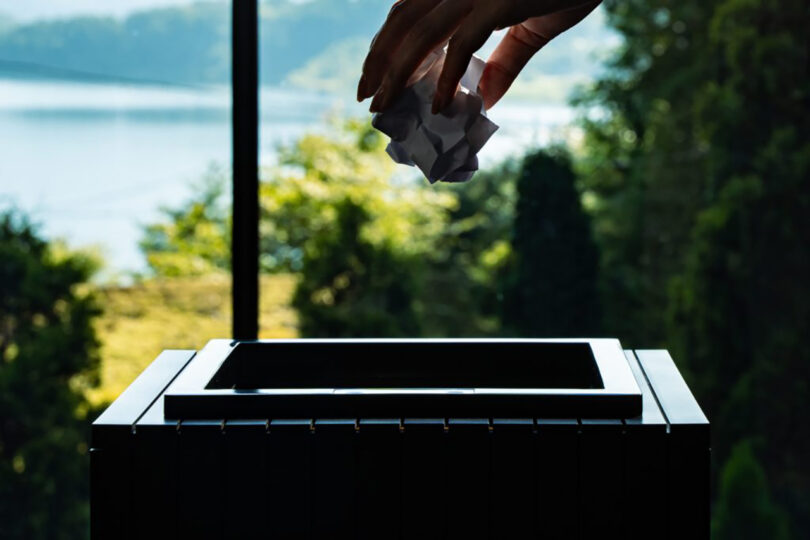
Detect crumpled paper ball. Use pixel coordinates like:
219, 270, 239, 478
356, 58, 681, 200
371, 49, 498, 184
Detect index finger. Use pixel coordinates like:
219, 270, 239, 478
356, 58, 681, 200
358, 0, 439, 101
370, 0, 474, 112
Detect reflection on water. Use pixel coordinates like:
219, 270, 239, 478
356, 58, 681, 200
0, 78, 576, 273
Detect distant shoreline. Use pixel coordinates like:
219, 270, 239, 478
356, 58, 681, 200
0, 58, 212, 89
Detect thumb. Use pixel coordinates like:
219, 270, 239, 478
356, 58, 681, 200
479, 24, 548, 110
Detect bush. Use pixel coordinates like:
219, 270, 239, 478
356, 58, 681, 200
0, 212, 101, 540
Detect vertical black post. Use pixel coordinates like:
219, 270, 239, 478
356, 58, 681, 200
231, 0, 259, 339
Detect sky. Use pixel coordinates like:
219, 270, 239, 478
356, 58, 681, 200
0, 0, 199, 22
0, 0, 318, 22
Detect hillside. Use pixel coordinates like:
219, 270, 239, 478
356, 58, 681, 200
0, 0, 389, 86
287, 8, 617, 103
88, 273, 298, 406
0, 0, 615, 102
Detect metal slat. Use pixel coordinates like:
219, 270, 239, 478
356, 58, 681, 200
446, 419, 490, 540
224, 420, 268, 539
91, 350, 195, 540
357, 419, 402, 539
402, 419, 447, 540
579, 419, 624, 538
622, 351, 668, 540
267, 419, 313, 538
177, 420, 226, 539
490, 419, 536, 537
635, 350, 710, 540
133, 394, 179, 540
536, 419, 578, 540
312, 419, 358, 536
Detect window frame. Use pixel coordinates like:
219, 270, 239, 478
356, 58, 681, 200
231, 0, 260, 339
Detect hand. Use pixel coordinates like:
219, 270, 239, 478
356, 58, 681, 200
357, 0, 601, 113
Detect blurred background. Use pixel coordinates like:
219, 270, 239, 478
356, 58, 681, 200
0, 0, 806, 538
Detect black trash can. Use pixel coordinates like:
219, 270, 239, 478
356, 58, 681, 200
91, 339, 709, 539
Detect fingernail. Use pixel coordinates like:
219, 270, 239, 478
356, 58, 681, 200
356, 74, 367, 102
370, 87, 386, 113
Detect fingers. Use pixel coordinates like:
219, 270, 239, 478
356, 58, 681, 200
369, 0, 474, 112
479, 24, 548, 110
523, 0, 601, 41
361, 0, 602, 112
358, 0, 439, 102
432, 15, 495, 113
479, 1, 600, 109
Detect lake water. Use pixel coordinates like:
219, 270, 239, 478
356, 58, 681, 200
0, 78, 577, 274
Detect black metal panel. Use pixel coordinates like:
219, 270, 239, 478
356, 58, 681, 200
490, 419, 536, 538
231, 0, 259, 340
133, 400, 178, 540
446, 419, 491, 540
636, 350, 710, 540
177, 420, 225, 539
266, 420, 313, 539
622, 351, 668, 539
224, 420, 268, 539
402, 419, 447, 540
536, 419, 578, 540
357, 419, 402, 539
91, 350, 195, 540
579, 419, 624, 538
90, 426, 133, 540
312, 419, 357, 537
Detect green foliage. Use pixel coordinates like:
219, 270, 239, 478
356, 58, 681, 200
293, 199, 421, 337
90, 273, 297, 406
259, 118, 455, 272
263, 118, 455, 336
140, 117, 516, 338
140, 165, 230, 277
668, 0, 810, 529
501, 149, 600, 336
422, 160, 519, 336
712, 441, 790, 540
0, 212, 101, 540
580, 0, 809, 532
574, 0, 713, 345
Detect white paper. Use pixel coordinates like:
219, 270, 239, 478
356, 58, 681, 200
372, 49, 498, 184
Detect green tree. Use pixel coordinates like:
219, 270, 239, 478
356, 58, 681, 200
668, 0, 810, 529
501, 149, 600, 336
712, 441, 790, 540
580, 0, 809, 532
575, 0, 713, 345
0, 212, 101, 540
293, 199, 421, 337
259, 118, 455, 274
264, 118, 454, 336
140, 165, 230, 277
423, 159, 519, 336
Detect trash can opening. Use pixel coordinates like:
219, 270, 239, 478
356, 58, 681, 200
206, 341, 604, 391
